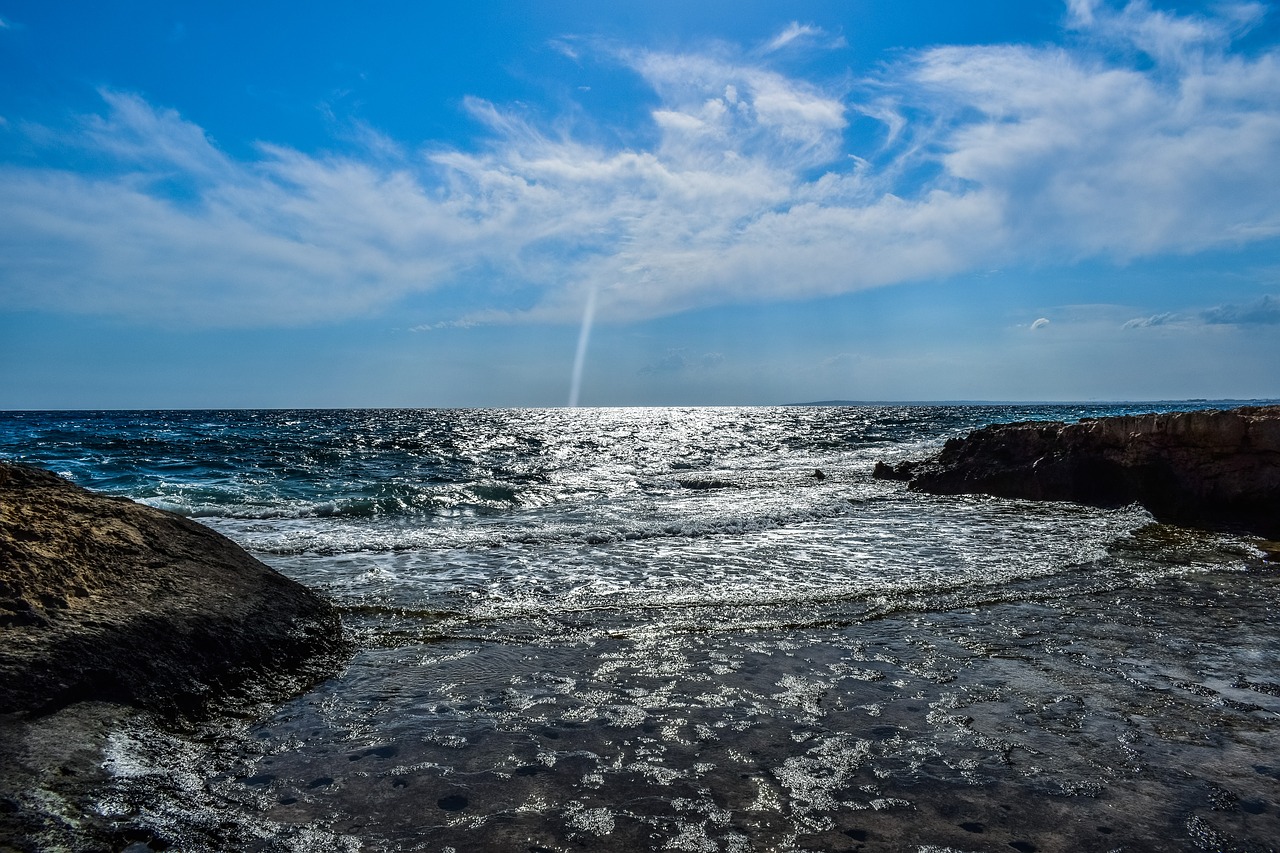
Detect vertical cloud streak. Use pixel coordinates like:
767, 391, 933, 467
568, 285, 598, 407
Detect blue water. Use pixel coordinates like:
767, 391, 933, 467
0, 403, 1228, 638
2, 404, 1243, 519
3, 403, 1277, 851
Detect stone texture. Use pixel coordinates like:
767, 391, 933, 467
0, 461, 346, 717
874, 406, 1280, 539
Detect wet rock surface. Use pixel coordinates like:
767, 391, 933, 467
50, 550, 1280, 853
0, 461, 346, 849
874, 406, 1280, 538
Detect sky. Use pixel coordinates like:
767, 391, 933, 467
2, 0, 1279, 408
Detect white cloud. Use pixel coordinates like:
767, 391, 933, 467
625, 49, 848, 167
1031, 317, 1050, 329
1066, 0, 1099, 27
906, 18, 1280, 260
1123, 312, 1182, 328
84, 90, 234, 180
549, 39, 580, 61
761, 22, 843, 54
1, 2, 1279, 328
1067, 0, 1267, 66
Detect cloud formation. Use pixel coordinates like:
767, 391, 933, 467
1201, 294, 1280, 325
1124, 294, 1280, 328
2, 3, 1279, 328
1123, 312, 1181, 329
760, 22, 845, 54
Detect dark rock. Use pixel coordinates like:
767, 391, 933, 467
875, 406, 1280, 539
676, 477, 735, 490
872, 460, 914, 481
0, 461, 347, 717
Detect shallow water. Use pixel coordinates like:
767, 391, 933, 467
96, 559, 1280, 853
3, 404, 1278, 851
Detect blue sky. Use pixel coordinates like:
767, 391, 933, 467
2, 0, 1279, 408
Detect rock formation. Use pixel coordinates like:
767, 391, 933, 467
874, 406, 1280, 539
0, 461, 346, 717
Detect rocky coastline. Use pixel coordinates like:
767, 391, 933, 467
0, 461, 346, 716
0, 460, 347, 849
874, 405, 1280, 540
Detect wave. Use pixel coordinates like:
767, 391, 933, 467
132, 477, 560, 521
209, 485, 898, 556
324, 522, 1255, 645
117, 450, 887, 525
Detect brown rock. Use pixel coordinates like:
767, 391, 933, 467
873, 406, 1280, 538
0, 461, 346, 716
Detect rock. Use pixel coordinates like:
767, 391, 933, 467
677, 477, 735, 490
872, 460, 912, 481
873, 406, 1280, 539
0, 461, 346, 717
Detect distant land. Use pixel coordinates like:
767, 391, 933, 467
786, 399, 1280, 407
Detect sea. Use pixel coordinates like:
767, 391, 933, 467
2, 403, 1279, 852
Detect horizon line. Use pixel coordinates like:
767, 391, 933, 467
3, 398, 1278, 414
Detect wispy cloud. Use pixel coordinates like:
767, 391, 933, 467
1123, 312, 1182, 329
760, 22, 844, 54
1066, 0, 1267, 64
2, 2, 1279, 328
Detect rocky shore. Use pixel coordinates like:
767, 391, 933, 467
0, 461, 347, 849
874, 405, 1280, 540
0, 461, 346, 716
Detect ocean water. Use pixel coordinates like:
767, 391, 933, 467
3, 404, 1279, 852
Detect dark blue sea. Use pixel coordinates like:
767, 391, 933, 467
3, 404, 1278, 852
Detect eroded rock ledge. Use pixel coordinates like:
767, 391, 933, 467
874, 405, 1280, 539
0, 461, 346, 717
